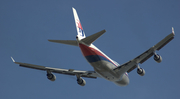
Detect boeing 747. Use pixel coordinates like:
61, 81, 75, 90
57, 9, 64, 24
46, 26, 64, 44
11, 8, 175, 86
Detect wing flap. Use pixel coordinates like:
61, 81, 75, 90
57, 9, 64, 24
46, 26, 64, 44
134, 48, 154, 64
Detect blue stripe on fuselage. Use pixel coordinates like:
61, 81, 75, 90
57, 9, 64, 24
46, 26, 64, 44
85, 55, 112, 64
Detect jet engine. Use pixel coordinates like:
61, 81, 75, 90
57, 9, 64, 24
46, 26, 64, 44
47, 73, 56, 81
77, 78, 86, 86
137, 68, 145, 76
154, 54, 162, 63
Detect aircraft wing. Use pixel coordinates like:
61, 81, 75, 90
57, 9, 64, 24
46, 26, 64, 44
11, 58, 99, 79
114, 28, 175, 74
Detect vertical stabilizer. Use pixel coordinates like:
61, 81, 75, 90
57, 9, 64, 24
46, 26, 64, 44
72, 7, 86, 40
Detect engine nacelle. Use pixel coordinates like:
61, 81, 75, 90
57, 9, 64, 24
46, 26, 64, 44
137, 68, 145, 76
47, 73, 56, 81
154, 54, 162, 63
77, 78, 86, 86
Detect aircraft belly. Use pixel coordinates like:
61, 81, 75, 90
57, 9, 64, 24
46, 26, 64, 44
89, 60, 121, 81
114, 74, 129, 86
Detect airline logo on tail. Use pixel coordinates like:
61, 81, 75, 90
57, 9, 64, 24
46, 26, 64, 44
72, 7, 86, 39
76, 19, 85, 38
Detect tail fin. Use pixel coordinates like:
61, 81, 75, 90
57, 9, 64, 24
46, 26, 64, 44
72, 7, 86, 39
48, 30, 106, 46
48, 8, 106, 46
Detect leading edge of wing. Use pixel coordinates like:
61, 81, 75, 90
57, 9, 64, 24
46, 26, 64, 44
11, 57, 98, 79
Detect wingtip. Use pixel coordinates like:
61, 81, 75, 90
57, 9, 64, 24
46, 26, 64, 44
48, 39, 55, 42
11, 57, 15, 62
72, 7, 75, 10
172, 27, 175, 35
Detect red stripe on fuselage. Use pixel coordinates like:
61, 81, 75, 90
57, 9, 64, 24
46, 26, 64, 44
79, 44, 104, 57
79, 43, 118, 67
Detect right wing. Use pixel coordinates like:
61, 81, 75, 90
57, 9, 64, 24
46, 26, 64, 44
114, 27, 175, 75
11, 57, 99, 79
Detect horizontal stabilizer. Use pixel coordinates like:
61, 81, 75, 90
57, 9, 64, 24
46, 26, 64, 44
48, 40, 78, 46
81, 30, 106, 45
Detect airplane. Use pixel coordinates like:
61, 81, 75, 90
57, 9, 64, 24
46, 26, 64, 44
11, 7, 175, 86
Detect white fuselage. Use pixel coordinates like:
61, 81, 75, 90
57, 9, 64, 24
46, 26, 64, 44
78, 43, 129, 86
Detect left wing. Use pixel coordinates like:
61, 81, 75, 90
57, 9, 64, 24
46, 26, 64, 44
114, 27, 175, 75
11, 57, 99, 78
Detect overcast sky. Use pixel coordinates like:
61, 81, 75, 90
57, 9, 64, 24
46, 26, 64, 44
1, 0, 180, 99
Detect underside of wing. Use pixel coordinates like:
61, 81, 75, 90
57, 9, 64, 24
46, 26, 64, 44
114, 28, 175, 74
12, 59, 99, 79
